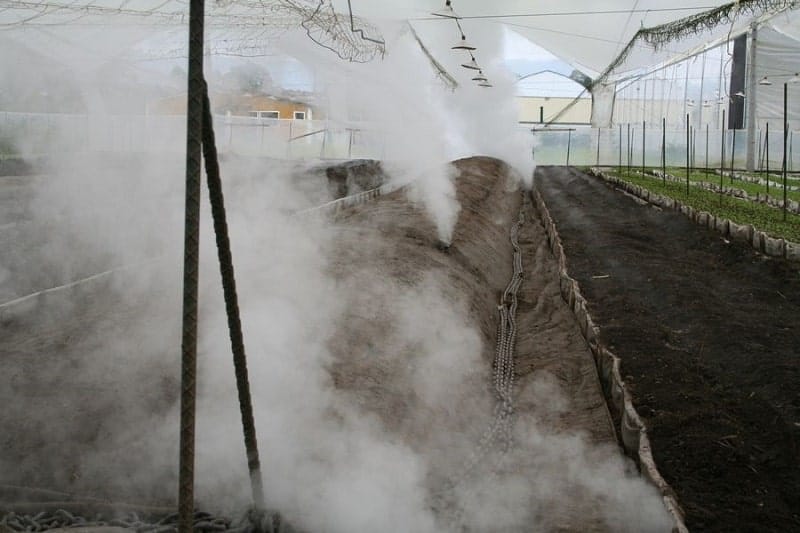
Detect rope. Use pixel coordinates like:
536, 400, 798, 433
201, 80, 267, 516
178, 0, 205, 530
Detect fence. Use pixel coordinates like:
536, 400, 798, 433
532, 124, 799, 171
2, 111, 797, 171
0, 111, 387, 161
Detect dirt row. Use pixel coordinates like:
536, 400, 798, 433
536, 165, 800, 532
1, 157, 664, 531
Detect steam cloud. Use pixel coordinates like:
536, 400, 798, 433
0, 20, 670, 533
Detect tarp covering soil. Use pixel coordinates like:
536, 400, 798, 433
536, 165, 800, 532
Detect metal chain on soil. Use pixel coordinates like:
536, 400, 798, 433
433, 196, 527, 527
0, 509, 272, 532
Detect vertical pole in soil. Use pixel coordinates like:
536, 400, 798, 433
627, 123, 631, 176
705, 123, 710, 182
686, 113, 690, 196
631, 128, 636, 175
720, 110, 726, 206
642, 120, 646, 175
766, 122, 770, 195
287, 121, 293, 159
783, 82, 788, 221
566, 129, 572, 167
179, 0, 204, 530
758, 128, 763, 175
201, 82, 266, 515
348, 129, 354, 159
596, 127, 601, 166
662, 117, 666, 184
619, 123, 623, 174
730, 128, 737, 183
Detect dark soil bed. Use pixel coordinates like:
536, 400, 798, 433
536, 165, 800, 532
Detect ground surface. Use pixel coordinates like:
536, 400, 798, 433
536, 165, 800, 532
0, 157, 663, 531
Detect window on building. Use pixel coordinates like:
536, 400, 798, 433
248, 111, 259, 118
258, 111, 280, 119
293, 111, 306, 120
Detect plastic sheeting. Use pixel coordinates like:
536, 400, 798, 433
2, 0, 794, 79
753, 23, 800, 130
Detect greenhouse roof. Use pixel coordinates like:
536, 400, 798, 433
1, 0, 797, 84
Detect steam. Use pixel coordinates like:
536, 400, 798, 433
0, 19, 669, 533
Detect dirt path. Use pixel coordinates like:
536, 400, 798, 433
536, 165, 800, 532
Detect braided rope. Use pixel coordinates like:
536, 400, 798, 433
177, 0, 205, 530
201, 80, 266, 517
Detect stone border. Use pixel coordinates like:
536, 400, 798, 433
589, 168, 800, 262
531, 187, 689, 533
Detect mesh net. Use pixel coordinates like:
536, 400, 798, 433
0, 0, 386, 62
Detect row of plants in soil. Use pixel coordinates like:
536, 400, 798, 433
658, 166, 800, 200
598, 168, 800, 243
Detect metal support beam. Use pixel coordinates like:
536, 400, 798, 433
746, 24, 759, 171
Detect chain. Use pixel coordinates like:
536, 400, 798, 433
432, 195, 527, 528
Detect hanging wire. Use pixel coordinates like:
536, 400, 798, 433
0, 0, 386, 62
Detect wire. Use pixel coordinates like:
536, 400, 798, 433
411, 6, 721, 21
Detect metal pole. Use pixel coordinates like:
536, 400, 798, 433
596, 127, 601, 166
686, 113, 690, 195
717, 45, 725, 130
758, 128, 763, 173
766, 122, 770, 195
179, 0, 205, 530
627, 124, 631, 175
783, 82, 788, 221
662, 117, 666, 183
566, 129, 572, 167
746, 24, 758, 171
705, 123, 710, 181
348, 129, 354, 159
287, 121, 293, 159
698, 49, 707, 131
619, 123, 623, 174
720, 110, 726, 206
730, 128, 737, 182
642, 120, 646, 175
683, 63, 689, 122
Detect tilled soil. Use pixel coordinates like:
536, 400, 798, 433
536, 165, 800, 532
326, 157, 658, 531
1, 157, 659, 531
